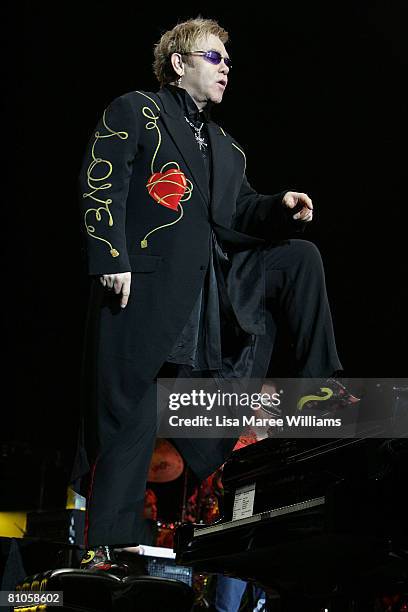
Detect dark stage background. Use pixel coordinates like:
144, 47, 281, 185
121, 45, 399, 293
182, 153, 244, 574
2, 2, 406, 510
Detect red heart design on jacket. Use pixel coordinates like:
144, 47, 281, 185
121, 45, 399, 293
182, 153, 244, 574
146, 168, 187, 211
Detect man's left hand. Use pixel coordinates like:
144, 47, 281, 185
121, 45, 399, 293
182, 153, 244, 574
282, 191, 313, 222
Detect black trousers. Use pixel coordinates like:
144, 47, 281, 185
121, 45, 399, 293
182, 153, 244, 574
263, 238, 342, 378
84, 239, 342, 547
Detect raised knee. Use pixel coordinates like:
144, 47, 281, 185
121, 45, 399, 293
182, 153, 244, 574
290, 239, 321, 260
289, 239, 323, 266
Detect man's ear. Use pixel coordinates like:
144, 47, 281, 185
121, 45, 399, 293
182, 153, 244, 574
170, 52, 184, 75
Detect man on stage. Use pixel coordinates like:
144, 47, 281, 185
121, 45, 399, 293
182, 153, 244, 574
74, 16, 349, 572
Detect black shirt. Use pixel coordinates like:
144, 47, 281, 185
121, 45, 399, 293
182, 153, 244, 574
164, 84, 237, 371
165, 83, 213, 191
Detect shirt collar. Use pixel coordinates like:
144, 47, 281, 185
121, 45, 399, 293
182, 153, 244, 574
165, 83, 212, 123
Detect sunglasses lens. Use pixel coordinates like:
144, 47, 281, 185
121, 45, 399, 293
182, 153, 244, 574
202, 51, 232, 68
205, 51, 222, 64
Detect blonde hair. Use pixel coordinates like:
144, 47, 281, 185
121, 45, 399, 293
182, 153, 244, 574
153, 16, 229, 87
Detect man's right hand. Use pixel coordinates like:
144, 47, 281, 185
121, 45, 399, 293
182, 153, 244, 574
100, 272, 131, 308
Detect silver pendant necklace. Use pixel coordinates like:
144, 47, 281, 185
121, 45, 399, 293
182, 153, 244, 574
184, 115, 207, 151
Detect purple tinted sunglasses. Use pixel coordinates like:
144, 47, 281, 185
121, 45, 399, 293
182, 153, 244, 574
181, 50, 232, 69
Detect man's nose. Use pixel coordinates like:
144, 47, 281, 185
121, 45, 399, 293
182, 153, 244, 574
219, 60, 229, 74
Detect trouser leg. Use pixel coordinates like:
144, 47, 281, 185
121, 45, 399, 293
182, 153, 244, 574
263, 239, 342, 378
80, 278, 170, 548
84, 381, 158, 547
167, 365, 238, 482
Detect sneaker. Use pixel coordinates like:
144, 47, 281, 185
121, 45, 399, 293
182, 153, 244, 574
79, 545, 129, 576
297, 378, 360, 412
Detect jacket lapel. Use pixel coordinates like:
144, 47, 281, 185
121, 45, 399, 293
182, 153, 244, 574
156, 88, 210, 211
207, 122, 235, 225
155, 87, 236, 223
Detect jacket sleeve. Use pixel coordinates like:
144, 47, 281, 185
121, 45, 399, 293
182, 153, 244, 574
233, 173, 306, 240
79, 94, 139, 275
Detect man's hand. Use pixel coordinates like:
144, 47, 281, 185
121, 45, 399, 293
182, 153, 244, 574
282, 191, 313, 222
100, 272, 131, 308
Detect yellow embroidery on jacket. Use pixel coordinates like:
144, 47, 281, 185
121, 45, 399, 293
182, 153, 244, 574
135, 90, 161, 112
232, 142, 247, 174
83, 107, 129, 258
220, 125, 246, 174
146, 164, 191, 208
135, 91, 162, 175
135, 91, 193, 249
141, 163, 192, 247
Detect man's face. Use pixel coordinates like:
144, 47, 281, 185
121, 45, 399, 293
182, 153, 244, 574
175, 34, 230, 107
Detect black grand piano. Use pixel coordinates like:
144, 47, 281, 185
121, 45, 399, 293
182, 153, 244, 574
175, 436, 408, 609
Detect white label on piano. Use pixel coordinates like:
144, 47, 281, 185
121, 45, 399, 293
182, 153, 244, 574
232, 482, 256, 520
